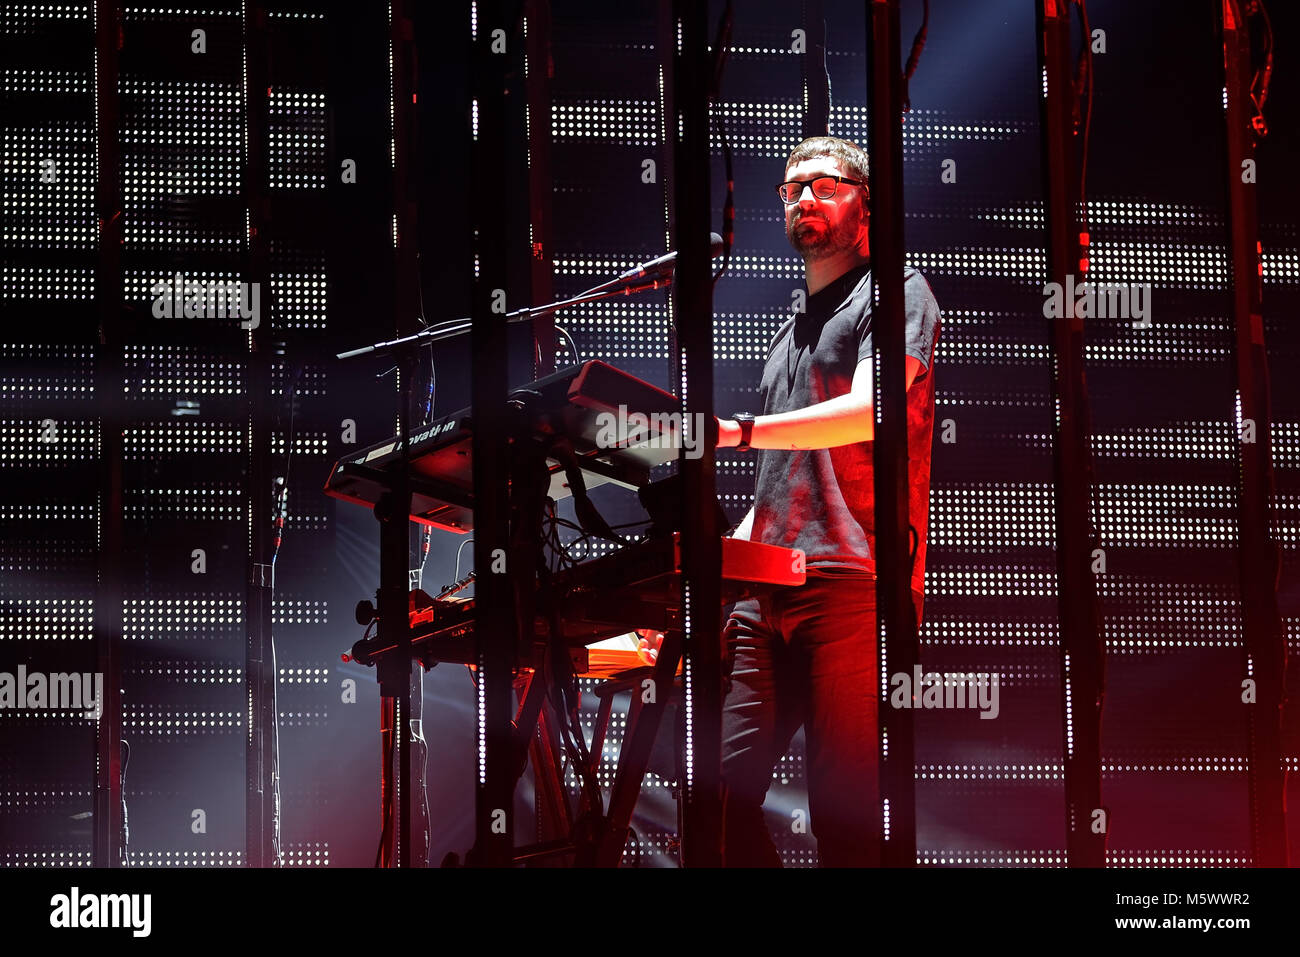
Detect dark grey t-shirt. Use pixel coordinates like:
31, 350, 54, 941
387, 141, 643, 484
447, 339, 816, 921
752, 263, 941, 596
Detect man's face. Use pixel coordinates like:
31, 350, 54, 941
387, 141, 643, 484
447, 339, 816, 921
783, 156, 869, 261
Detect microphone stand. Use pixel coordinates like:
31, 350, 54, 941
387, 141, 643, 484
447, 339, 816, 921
336, 275, 676, 362
335, 271, 674, 868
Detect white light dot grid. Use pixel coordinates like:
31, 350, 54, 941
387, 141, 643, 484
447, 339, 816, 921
546, 298, 795, 367
122, 705, 241, 733
270, 428, 328, 458
551, 299, 669, 363
548, 102, 1030, 150
1091, 590, 1247, 665
0, 502, 95, 522
551, 99, 660, 146
1, 122, 96, 248
0, 419, 96, 462
119, 79, 244, 243
96, 597, 327, 634
0, 345, 95, 400
270, 597, 327, 626
619, 831, 684, 867
278, 843, 329, 868
915, 850, 1256, 867
270, 360, 326, 398
122, 597, 242, 639
132, 660, 242, 684
121, 421, 243, 457
125, 851, 244, 867
554, 252, 804, 282
929, 483, 1056, 549
922, 618, 1249, 658
1, 263, 94, 299
0, 791, 93, 815
0, 6, 353, 870
123, 344, 244, 397
275, 666, 329, 685
1092, 482, 1242, 548
114, 64, 250, 374
121, 8, 240, 23
0, 597, 94, 640
123, 270, 261, 335
269, 268, 326, 332
268, 89, 326, 189
1, 536, 96, 574
0, 850, 93, 868
0, 5, 92, 33
124, 484, 241, 521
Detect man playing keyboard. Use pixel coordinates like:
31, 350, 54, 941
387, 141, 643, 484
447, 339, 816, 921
711, 135, 942, 867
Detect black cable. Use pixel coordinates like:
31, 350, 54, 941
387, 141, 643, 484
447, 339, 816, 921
271, 365, 303, 569
543, 601, 602, 818
1065, 1, 1108, 720
453, 536, 475, 582
627, 825, 642, 867
1070, 1, 1105, 559
414, 248, 437, 426
1239, 0, 1279, 588
710, 0, 735, 285
536, 535, 602, 814
374, 702, 393, 867
119, 738, 130, 867
1073, 0, 1094, 239
547, 506, 578, 572
269, 635, 284, 867
1246, 0, 1273, 140
901, 0, 930, 113
265, 364, 300, 868
548, 440, 624, 545
554, 324, 581, 365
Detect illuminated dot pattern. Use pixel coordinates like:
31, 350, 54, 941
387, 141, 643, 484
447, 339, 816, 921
123, 706, 242, 733
126, 851, 243, 867
269, 90, 326, 189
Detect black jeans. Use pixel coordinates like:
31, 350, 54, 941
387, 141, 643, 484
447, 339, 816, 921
721, 571, 901, 867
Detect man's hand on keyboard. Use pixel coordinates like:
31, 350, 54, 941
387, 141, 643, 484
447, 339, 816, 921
635, 629, 665, 666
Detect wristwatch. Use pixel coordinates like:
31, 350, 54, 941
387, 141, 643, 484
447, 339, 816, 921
732, 412, 756, 451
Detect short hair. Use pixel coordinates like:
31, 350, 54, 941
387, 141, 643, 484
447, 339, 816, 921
785, 136, 870, 198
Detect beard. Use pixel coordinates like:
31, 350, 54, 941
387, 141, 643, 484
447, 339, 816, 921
787, 204, 865, 261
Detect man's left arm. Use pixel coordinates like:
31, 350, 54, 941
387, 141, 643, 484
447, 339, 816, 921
717, 355, 923, 450
720, 269, 940, 451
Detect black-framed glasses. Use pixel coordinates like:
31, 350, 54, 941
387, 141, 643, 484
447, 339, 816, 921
775, 175, 868, 205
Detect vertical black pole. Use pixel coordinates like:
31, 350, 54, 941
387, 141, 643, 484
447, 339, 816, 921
242, 0, 278, 870
524, 0, 555, 375
865, 0, 918, 869
1036, 0, 1106, 869
656, 1, 677, 371
471, 0, 518, 868
671, 0, 722, 869
802, 0, 829, 138
1219, 0, 1289, 868
373, 0, 423, 868
522, 0, 560, 851
92, 0, 125, 870
393, 0, 422, 870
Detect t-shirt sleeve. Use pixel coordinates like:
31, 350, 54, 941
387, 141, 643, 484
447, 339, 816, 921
855, 268, 942, 374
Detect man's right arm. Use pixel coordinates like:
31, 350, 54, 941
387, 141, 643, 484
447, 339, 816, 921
730, 506, 755, 541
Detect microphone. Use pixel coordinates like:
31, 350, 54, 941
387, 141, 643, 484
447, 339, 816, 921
617, 233, 725, 282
